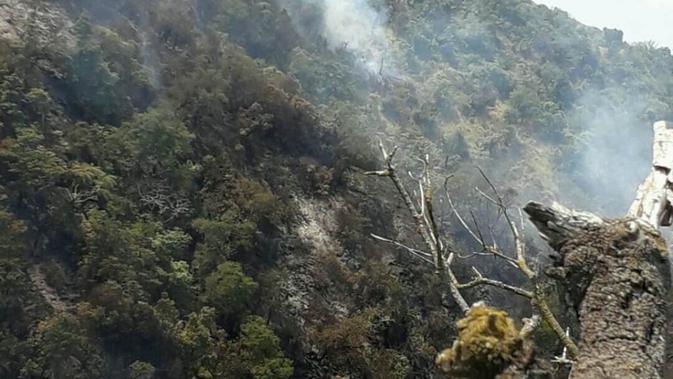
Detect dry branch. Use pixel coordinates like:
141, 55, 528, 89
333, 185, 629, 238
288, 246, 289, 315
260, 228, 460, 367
364, 142, 577, 357
364, 141, 469, 312
447, 170, 578, 358
370, 233, 433, 264
456, 267, 533, 299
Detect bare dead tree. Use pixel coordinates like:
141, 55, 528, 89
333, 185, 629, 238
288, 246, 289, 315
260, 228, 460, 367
137, 183, 192, 222
364, 141, 578, 358
447, 168, 578, 358
66, 184, 100, 210
368, 120, 673, 377
364, 141, 469, 312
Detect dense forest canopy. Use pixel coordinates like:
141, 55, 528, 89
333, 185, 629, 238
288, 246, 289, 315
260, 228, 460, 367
1, 0, 672, 378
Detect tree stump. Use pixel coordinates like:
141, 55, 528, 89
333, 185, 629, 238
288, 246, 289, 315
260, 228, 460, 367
525, 202, 670, 379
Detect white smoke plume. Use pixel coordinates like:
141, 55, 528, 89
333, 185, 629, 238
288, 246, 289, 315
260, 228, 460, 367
558, 91, 654, 217
282, 0, 657, 218
322, 0, 393, 74
282, 0, 399, 76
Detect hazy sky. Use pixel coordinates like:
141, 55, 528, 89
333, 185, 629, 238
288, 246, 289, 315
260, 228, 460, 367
533, 0, 673, 49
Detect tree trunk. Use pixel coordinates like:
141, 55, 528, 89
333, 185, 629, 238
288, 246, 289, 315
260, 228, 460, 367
525, 202, 670, 379
628, 121, 673, 228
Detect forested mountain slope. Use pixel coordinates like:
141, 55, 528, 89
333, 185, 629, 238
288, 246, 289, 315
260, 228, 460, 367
1, 0, 672, 378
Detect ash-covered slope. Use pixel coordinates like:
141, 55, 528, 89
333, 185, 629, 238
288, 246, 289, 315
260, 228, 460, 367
1, 1, 673, 378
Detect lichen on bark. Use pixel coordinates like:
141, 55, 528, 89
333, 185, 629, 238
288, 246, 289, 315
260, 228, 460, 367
525, 202, 670, 379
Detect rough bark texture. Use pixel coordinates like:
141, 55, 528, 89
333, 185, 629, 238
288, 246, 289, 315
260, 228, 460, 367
525, 202, 670, 379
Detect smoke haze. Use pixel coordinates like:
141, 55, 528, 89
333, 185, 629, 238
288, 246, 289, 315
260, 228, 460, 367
565, 92, 654, 217
282, 0, 398, 75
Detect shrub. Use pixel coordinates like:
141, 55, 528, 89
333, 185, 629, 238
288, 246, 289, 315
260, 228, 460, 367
203, 262, 258, 320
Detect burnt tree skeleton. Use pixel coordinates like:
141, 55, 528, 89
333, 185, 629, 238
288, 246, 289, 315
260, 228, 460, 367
367, 119, 673, 376
364, 141, 578, 358
364, 143, 469, 312
448, 170, 579, 359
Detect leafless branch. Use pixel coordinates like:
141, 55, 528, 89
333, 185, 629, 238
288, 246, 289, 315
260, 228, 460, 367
447, 168, 578, 358
476, 167, 534, 278
364, 142, 469, 312
365, 143, 578, 358
370, 233, 434, 264
457, 267, 533, 299
137, 183, 192, 221
445, 181, 518, 266
475, 186, 499, 207
67, 184, 98, 208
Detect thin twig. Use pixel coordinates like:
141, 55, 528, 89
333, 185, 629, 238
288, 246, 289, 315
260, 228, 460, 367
475, 186, 499, 207
365, 143, 469, 312
457, 267, 533, 299
370, 233, 434, 264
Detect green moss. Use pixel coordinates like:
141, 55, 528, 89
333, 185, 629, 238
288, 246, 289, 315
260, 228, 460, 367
436, 305, 524, 378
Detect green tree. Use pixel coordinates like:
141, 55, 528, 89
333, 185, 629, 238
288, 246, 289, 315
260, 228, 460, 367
0, 63, 29, 135
226, 316, 293, 379
24, 88, 52, 128
0, 209, 27, 257
192, 213, 256, 275
172, 307, 227, 378
106, 106, 193, 176
203, 262, 258, 320
67, 45, 130, 125
21, 314, 104, 379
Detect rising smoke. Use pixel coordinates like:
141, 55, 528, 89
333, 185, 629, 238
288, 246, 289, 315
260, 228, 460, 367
559, 91, 655, 217
281, 0, 399, 76
280, 0, 656, 217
